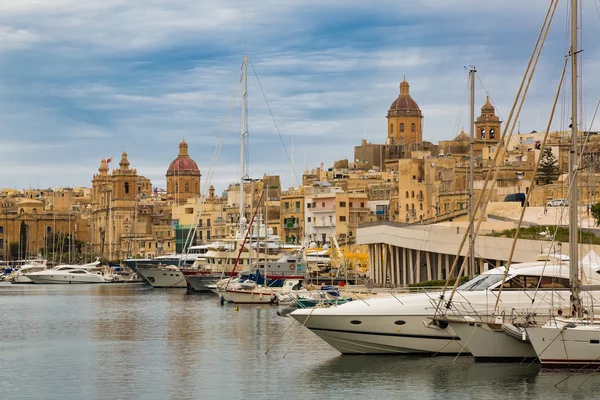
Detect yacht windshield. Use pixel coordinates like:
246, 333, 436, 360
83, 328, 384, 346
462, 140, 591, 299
458, 273, 505, 291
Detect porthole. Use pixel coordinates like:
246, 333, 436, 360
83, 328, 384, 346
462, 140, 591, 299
394, 320, 406, 326
350, 320, 362, 325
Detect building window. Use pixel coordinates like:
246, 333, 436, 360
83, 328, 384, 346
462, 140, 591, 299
360, 202, 365, 208
339, 202, 346, 207
125, 182, 130, 194
390, 123, 394, 134
0, 239, 3, 248
295, 201, 301, 212
420, 203, 423, 211
284, 202, 289, 211
207, 231, 211, 240
349, 202, 353, 208
322, 202, 325, 207
198, 231, 203, 240
411, 123, 416, 132
199, 219, 202, 227
481, 129, 486, 139
185, 183, 189, 192
207, 219, 211, 227
405, 191, 409, 198
307, 217, 311, 222
307, 203, 311, 208
411, 191, 414, 198
490, 129, 495, 139
340, 216, 346, 222
400, 123, 405, 133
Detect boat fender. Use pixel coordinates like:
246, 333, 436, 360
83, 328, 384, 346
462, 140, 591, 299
220, 295, 225, 306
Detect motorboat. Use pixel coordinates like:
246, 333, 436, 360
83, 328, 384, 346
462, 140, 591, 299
25, 265, 107, 284
290, 258, 600, 355
122, 244, 209, 272
136, 265, 187, 288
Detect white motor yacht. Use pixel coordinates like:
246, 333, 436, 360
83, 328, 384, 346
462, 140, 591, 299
137, 265, 187, 288
290, 259, 600, 355
25, 265, 106, 284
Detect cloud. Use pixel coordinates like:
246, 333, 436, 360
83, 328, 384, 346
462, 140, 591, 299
0, 0, 599, 193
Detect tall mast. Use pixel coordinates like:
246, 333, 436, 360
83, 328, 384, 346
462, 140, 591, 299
569, 0, 581, 316
468, 66, 476, 278
239, 55, 248, 237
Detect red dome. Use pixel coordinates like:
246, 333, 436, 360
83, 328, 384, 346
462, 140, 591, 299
390, 96, 420, 111
166, 139, 201, 176
167, 158, 200, 175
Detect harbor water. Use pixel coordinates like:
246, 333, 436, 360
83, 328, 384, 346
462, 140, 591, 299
1, 283, 599, 400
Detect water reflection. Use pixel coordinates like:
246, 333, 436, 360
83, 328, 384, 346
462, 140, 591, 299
2, 284, 600, 400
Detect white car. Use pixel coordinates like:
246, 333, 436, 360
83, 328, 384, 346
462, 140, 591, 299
547, 198, 568, 207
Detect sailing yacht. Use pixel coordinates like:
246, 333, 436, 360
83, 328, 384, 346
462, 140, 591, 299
524, 0, 600, 369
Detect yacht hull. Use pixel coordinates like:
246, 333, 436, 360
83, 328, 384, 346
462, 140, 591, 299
527, 325, 600, 368
185, 274, 222, 292
137, 268, 187, 288
224, 289, 277, 304
26, 274, 105, 284
447, 320, 537, 361
290, 313, 463, 354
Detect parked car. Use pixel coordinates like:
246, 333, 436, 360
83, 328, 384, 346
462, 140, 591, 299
547, 198, 568, 207
503, 193, 526, 206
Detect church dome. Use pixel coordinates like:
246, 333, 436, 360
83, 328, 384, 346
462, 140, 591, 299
167, 139, 200, 176
388, 78, 421, 113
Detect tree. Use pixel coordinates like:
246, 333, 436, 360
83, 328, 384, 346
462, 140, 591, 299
537, 147, 560, 185
592, 203, 600, 226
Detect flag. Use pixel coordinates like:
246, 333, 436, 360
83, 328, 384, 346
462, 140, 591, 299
107, 157, 113, 163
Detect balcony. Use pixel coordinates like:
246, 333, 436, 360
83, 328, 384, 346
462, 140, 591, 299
284, 224, 300, 229
311, 206, 336, 213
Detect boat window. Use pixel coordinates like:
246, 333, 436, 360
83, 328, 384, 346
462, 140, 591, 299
70, 270, 85, 274
394, 320, 406, 326
502, 275, 569, 289
350, 320, 362, 325
458, 273, 505, 291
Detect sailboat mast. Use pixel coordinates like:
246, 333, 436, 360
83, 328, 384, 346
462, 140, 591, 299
468, 66, 476, 278
239, 55, 248, 237
569, 0, 581, 316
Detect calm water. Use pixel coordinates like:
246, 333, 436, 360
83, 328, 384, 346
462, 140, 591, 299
1, 283, 600, 400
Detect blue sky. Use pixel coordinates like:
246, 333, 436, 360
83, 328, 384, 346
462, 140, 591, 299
1, 1, 599, 193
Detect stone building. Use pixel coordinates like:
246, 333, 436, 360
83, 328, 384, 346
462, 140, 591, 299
91, 153, 155, 260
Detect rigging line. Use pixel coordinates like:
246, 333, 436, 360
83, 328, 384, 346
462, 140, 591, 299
494, 56, 568, 314
435, 0, 559, 301
180, 66, 242, 259
444, 0, 559, 309
451, 75, 470, 139
475, 73, 504, 122
248, 59, 301, 188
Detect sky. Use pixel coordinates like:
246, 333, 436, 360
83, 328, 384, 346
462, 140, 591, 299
1, 0, 600, 194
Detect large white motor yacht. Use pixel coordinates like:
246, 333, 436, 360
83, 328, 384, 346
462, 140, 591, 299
290, 258, 600, 355
25, 265, 106, 284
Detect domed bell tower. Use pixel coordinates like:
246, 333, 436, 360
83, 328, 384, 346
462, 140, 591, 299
475, 96, 501, 143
